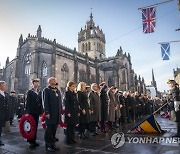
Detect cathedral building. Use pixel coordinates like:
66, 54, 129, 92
2, 13, 146, 94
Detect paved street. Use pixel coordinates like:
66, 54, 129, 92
0, 116, 180, 154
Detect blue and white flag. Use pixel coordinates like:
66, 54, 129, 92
160, 43, 170, 60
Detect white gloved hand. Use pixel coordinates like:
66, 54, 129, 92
174, 101, 180, 112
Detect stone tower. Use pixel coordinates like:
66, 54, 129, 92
78, 12, 106, 59
151, 69, 157, 91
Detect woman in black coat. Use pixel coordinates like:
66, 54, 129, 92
64, 81, 79, 144
99, 82, 108, 133
77, 82, 90, 139
0, 81, 9, 146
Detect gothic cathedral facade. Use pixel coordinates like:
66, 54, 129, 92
2, 13, 146, 94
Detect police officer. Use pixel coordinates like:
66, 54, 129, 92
0, 81, 9, 146
167, 79, 180, 137
25, 79, 43, 147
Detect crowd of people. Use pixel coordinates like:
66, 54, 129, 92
0, 77, 178, 152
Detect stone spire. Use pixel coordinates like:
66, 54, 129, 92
18, 34, 23, 47
37, 25, 42, 38
6, 57, 9, 66
151, 69, 157, 90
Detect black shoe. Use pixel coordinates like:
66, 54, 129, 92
66, 141, 74, 144
34, 142, 39, 147
52, 145, 60, 151
80, 134, 86, 139
46, 146, 55, 152
83, 133, 89, 138
71, 140, 77, 144
29, 143, 36, 148
0, 142, 4, 146
54, 137, 59, 142
91, 132, 96, 136
95, 132, 99, 135
172, 133, 180, 137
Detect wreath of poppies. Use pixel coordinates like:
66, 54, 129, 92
40, 112, 46, 129
19, 114, 36, 140
41, 107, 67, 129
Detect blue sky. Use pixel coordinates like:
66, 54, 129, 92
0, 0, 179, 91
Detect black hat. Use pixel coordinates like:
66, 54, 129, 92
167, 79, 176, 84
32, 78, 40, 83
10, 90, 16, 93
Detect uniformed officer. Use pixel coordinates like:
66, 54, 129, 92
9, 91, 17, 125
25, 79, 43, 147
167, 79, 180, 137
0, 81, 10, 146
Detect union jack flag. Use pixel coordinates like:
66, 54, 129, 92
142, 6, 156, 33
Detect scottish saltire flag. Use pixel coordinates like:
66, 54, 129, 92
142, 6, 156, 33
128, 114, 164, 134
161, 43, 170, 60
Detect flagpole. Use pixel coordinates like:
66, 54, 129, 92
152, 102, 169, 115
138, 0, 175, 10
158, 40, 180, 44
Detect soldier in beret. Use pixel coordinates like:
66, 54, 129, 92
0, 81, 10, 146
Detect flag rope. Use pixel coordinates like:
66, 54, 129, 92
107, 8, 177, 44
158, 40, 180, 44
138, 0, 175, 10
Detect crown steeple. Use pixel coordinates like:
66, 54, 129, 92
78, 10, 106, 59
37, 25, 42, 38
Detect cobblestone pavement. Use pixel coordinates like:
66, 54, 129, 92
0, 116, 180, 154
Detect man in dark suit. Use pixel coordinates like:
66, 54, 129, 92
0, 81, 10, 146
25, 79, 43, 147
43, 77, 62, 152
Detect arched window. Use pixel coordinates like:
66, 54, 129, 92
85, 43, 88, 51
82, 43, 85, 52
88, 42, 91, 51
42, 61, 47, 77
61, 63, 69, 87
24, 52, 32, 75
79, 69, 86, 82
108, 76, 113, 87
90, 75, 96, 83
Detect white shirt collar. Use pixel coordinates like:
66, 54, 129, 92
0, 90, 5, 97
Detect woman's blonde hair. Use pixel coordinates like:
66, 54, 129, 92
77, 82, 86, 92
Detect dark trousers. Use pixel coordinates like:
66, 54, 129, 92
90, 121, 97, 133
66, 124, 75, 142
0, 127, 2, 142
27, 114, 39, 144
44, 125, 57, 147
100, 121, 106, 132
79, 123, 86, 134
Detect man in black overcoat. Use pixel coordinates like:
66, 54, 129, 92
43, 77, 62, 152
0, 81, 10, 146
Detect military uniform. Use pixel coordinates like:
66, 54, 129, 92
0, 91, 9, 146
170, 85, 180, 136
25, 88, 43, 145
